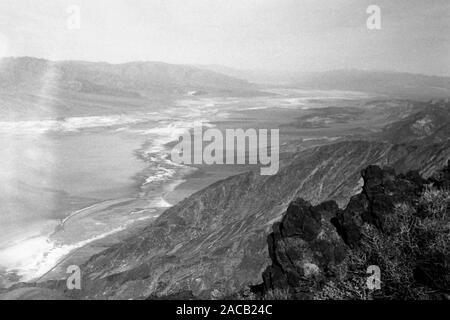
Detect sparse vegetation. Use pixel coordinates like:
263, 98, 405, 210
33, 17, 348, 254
263, 288, 291, 300
346, 187, 449, 299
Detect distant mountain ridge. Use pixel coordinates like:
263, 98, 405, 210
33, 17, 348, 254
0, 57, 256, 96
3, 57, 448, 100
290, 70, 450, 100
197, 66, 450, 100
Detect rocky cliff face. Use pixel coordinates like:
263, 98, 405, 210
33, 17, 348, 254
260, 162, 450, 299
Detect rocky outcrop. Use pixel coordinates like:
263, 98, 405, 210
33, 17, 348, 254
333, 165, 426, 246
260, 161, 450, 298
429, 160, 450, 189
262, 200, 347, 299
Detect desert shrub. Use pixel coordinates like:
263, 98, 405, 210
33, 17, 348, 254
314, 278, 369, 300
419, 186, 450, 219
229, 288, 258, 300
347, 187, 449, 299
263, 288, 291, 300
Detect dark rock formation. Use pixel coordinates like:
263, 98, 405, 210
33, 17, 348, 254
262, 200, 347, 299
260, 162, 450, 298
334, 165, 426, 246
429, 160, 450, 189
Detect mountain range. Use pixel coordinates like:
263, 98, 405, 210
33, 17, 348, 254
2, 57, 450, 100
0, 57, 256, 97
0, 57, 258, 120
198, 65, 450, 100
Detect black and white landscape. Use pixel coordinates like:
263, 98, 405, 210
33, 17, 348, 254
0, 1, 449, 301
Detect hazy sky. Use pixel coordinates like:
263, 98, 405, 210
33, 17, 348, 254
0, 0, 449, 75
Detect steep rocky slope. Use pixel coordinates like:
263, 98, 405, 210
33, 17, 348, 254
380, 100, 450, 145
19, 139, 444, 300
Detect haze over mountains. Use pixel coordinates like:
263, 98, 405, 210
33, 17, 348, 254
1, 56, 449, 123
0, 57, 255, 97
2, 57, 450, 102
198, 65, 450, 100
0, 57, 259, 120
